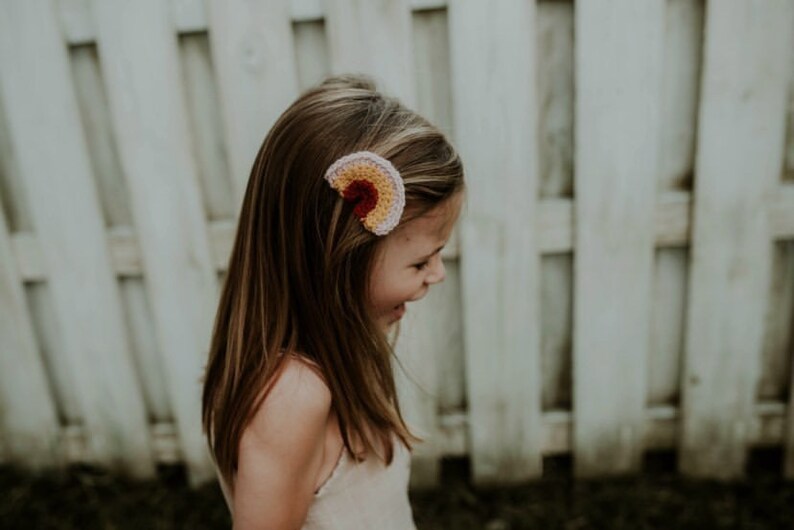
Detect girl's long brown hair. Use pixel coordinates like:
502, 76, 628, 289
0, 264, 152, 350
201, 74, 464, 489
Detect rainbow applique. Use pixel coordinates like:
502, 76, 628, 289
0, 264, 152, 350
324, 151, 405, 236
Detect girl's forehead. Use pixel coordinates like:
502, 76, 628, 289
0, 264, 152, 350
394, 196, 462, 244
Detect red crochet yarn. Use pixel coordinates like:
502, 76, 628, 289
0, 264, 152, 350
343, 179, 379, 219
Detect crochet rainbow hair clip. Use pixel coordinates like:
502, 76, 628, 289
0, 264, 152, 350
324, 151, 405, 236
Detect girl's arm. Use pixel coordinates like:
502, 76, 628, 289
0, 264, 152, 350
232, 357, 332, 530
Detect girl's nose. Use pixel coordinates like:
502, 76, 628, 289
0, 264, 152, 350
425, 254, 446, 285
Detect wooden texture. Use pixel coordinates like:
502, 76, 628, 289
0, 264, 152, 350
537, 2, 574, 415
207, 0, 299, 209
648, 247, 688, 406
392, 8, 458, 488
784, 19, 794, 481
9, 191, 794, 282
449, 0, 543, 484
648, 0, 704, 413
50, 402, 790, 468
659, 0, 703, 193
0, 0, 154, 476
0, 0, 793, 484
680, 0, 793, 480
325, 0, 416, 105
573, 0, 665, 476
91, 0, 218, 484
759, 243, 794, 403
0, 199, 60, 468
294, 20, 331, 91
181, 34, 235, 222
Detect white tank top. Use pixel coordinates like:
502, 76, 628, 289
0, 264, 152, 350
217, 436, 416, 529
302, 436, 416, 530
216, 352, 416, 528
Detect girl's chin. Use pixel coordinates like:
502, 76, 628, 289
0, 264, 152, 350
391, 302, 406, 321
379, 303, 406, 330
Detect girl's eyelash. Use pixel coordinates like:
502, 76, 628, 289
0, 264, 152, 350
414, 261, 428, 270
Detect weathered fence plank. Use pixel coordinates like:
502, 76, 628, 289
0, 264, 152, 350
325, 0, 416, 105
0, 51, 61, 466
0, 200, 60, 468
573, 0, 665, 476
294, 20, 331, 91
180, 34, 235, 222
788, 322, 794, 478
0, 0, 154, 476
389, 9, 457, 488
207, 0, 299, 210
680, 0, 793, 480
784, 32, 794, 482
537, 2, 574, 415
648, 0, 703, 413
407, 8, 464, 488
449, 0, 543, 484
91, 0, 219, 484
394, 297, 442, 488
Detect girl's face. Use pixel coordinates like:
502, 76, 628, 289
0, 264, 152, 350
368, 192, 464, 332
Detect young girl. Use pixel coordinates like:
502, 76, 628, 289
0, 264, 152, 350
201, 74, 465, 529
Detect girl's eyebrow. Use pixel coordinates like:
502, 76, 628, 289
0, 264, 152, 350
417, 244, 445, 261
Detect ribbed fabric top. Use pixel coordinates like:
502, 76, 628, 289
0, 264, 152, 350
216, 436, 416, 529
302, 436, 416, 530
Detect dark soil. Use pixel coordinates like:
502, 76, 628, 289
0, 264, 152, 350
1, 450, 792, 529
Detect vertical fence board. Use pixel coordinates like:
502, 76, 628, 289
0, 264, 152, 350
0, 92, 33, 233
648, 247, 688, 406
537, 2, 575, 415
391, 9, 457, 488
785, 242, 794, 478
294, 20, 331, 91
69, 44, 132, 228
413, 7, 464, 420
573, 0, 665, 476
659, 0, 703, 192
786, 56, 794, 182
650, 0, 703, 411
413, 8, 454, 139
788, 274, 794, 478
25, 284, 82, 424
0, 203, 60, 468
681, 0, 793, 479
207, 0, 299, 210
449, 0, 543, 483
759, 242, 794, 402
180, 34, 234, 222
428, 262, 465, 415
325, 0, 416, 105
120, 277, 172, 422
0, 0, 154, 476
784, 23, 794, 480
537, 1, 574, 199
394, 297, 442, 487
540, 255, 573, 411
91, 0, 218, 484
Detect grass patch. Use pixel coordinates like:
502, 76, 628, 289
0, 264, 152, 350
1, 450, 792, 529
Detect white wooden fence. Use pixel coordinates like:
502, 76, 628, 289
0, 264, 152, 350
0, 0, 793, 488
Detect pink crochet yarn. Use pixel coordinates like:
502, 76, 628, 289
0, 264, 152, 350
323, 151, 405, 236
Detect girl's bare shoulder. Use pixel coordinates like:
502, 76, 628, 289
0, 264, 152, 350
234, 355, 332, 527
252, 354, 332, 431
